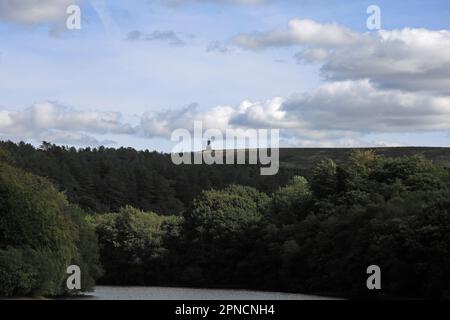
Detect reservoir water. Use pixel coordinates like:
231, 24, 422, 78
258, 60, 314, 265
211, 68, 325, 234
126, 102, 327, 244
84, 286, 331, 300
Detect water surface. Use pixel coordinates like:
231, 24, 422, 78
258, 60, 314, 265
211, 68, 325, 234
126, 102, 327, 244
86, 286, 331, 300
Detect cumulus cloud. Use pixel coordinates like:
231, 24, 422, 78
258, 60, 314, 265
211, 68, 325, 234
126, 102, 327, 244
0, 0, 76, 24
24, 102, 134, 134
234, 19, 359, 49
294, 48, 329, 64
282, 80, 450, 133
234, 19, 450, 93
231, 98, 293, 129
316, 28, 450, 93
135, 79, 450, 147
3, 83, 450, 148
138, 100, 293, 149
0, 101, 134, 145
139, 103, 200, 137
2, 84, 449, 148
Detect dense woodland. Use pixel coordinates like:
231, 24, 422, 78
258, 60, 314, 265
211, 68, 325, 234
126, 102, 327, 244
0, 141, 296, 215
1, 141, 450, 298
0, 156, 101, 297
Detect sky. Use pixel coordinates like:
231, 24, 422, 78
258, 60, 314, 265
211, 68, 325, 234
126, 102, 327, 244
0, 0, 449, 151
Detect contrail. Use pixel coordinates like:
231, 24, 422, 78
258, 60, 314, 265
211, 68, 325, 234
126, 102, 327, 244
90, 0, 123, 46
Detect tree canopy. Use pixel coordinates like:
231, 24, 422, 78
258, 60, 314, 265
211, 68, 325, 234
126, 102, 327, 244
0, 161, 101, 297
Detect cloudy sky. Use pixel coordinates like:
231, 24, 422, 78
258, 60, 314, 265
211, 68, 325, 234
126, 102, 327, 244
0, 0, 449, 150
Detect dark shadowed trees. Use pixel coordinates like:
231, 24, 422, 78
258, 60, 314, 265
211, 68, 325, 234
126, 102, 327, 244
0, 161, 101, 297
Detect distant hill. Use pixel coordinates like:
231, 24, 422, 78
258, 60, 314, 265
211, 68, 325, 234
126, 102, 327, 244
278, 147, 450, 169
194, 147, 450, 169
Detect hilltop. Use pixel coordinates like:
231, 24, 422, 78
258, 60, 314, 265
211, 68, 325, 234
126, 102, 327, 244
278, 147, 450, 169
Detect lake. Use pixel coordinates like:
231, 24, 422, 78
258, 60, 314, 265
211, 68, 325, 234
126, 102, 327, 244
82, 286, 332, 300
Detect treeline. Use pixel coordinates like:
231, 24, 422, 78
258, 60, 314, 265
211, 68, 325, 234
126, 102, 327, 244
0, 141, 295, 215
0, 152, 102, 297
89, 151, 450, 298
1, 141, 450, 298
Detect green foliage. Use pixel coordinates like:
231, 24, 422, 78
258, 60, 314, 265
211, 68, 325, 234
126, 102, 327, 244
271, 176, 312, 224
65, 205, 103, 291
0, 247, 39, 297
187, 185, 269, 234
0, 161, 101, 297
276, 152, 450, 298
181, 186, 270, 285
2, 140, 450, 299
0, 141, 293, 215
311, 159, 338, 198
89, 152, 450, 298
92, 206, 182, 285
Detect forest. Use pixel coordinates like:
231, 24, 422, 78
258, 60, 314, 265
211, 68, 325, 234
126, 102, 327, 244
1, 141, 449, 298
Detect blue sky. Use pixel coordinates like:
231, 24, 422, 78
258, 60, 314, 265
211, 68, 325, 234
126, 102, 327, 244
0, 0, 450, 150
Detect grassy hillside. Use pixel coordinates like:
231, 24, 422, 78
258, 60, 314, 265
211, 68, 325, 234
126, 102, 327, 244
279, 147, 450, 169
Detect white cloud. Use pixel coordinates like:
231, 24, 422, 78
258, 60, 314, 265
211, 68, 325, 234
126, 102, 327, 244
233, 19, 359, 49
137, 79, 450, 147
138, 98, 292, 139
2, 78, 449, 148
0, 101, 134, 145
2, 84, 450, 148
315, 28, 450, 93
234, 19, 450, 93
0, 0, 76, 24
295, 48, 329, 63
282, 80, 450, 133
139, 103, 200, 137
232, 97, 294, 129
24, 102, 134, 134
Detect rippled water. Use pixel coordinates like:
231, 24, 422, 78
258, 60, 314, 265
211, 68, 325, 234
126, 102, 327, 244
83, 286, 331, 300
